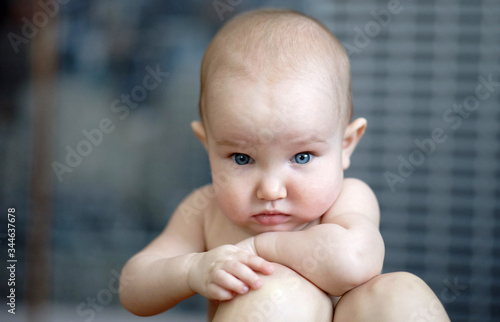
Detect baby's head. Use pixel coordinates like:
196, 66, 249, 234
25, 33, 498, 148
199, 8, 352, 127
192, 9, 366, 234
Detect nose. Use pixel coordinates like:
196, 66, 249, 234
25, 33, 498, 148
256, 172, 287, 201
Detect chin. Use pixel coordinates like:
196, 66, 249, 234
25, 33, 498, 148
249, 224, 303, 235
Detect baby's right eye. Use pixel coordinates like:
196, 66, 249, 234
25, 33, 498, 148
231, 153, 253, 165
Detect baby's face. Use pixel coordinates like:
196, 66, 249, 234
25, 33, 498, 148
203, 76, 346, 234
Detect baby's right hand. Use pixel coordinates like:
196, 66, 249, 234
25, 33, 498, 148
187, 245, 274, 301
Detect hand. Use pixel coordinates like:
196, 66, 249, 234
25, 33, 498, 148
188, 244, 274, 301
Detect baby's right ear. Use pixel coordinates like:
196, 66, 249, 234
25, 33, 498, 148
191, 121, 208, 150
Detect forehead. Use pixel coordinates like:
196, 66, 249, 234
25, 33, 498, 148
204, 76, 340, 142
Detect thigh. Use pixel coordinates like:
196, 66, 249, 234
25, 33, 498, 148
213, 263, 333, 322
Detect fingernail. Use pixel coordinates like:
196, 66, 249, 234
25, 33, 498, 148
254, 279, 262, 289
241, 286, 249, 293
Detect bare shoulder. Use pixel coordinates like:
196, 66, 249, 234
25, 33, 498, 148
141, 184, 216, 256
172, 184, 217, 226
321, 178, 380, 226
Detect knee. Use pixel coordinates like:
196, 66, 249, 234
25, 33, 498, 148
356, 272, 440, 313
369, 272, 429, 302
213, 263, 332, 322
371, 272, 449, 321
335, 272, 449, 321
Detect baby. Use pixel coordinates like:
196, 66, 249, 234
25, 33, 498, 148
120, 9, 449, 321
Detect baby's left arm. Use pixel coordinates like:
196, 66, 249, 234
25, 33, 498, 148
250, 178, 384, 296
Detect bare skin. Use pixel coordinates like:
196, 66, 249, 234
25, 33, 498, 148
212, 268, 450, 322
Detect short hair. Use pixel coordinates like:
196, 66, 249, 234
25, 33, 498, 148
199, 8, 352, 125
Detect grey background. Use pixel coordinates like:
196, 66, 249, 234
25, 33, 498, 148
0, 0, 499, 321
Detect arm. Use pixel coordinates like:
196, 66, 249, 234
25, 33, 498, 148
119, 186, 273, 316
252, 178, 385, 296
119, 187, 206, 316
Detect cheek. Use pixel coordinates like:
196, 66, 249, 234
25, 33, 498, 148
212, 169, 252, 220
292, 162, 344, 215
298, 179, 340, 207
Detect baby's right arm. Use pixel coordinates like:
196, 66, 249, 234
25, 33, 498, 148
119, 186, 273, 316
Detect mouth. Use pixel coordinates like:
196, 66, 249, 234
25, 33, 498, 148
252, 211, 290, 226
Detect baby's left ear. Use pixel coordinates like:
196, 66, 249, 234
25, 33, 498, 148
341, 118, 367, 170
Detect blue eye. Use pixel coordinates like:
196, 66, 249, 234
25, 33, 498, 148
232, 153, 252, 165
293, 152, 312, 164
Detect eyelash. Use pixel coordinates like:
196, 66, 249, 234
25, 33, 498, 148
293, 152, 313, 164
231, 153, 254, 165
229, 152, 314, 165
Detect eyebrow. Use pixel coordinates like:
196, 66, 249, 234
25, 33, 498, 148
216, 135, 328, 148
215, 139, 249, 147
284, 135, 329, 147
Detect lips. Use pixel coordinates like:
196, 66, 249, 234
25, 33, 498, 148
252, 211, 290, 226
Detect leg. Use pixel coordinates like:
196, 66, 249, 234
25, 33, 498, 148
334, 272, 450, 321
213, 263, 333, 322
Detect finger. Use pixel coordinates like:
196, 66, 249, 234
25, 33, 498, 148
223, 260, 265, 290
212, 267, 250, 295
207, 282, 236, 301
242, 254, 275, 275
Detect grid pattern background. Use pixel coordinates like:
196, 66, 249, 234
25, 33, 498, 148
0, 0, 498, 321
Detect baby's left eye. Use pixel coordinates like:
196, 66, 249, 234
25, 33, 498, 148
293, 152, 312, 164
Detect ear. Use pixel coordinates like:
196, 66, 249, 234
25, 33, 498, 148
191, 121, 208, 150
342, 117, 367, 170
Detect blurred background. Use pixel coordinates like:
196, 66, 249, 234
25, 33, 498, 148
0, 0, 499, 321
